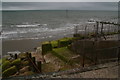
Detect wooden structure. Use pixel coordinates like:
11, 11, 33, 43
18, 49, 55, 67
73, 20, 120, 67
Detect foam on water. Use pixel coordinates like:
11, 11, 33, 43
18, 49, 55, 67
2, 10, 118, 41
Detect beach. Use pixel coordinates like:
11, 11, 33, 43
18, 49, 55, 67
2, 33, 73, 55
2, 10, 118, 56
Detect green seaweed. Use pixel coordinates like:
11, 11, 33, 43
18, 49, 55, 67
2, 60, 11, 72
3, 66, 17, 77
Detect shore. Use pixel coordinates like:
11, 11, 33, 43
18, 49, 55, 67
2, 32, 119, 56
2, 34, 73, 56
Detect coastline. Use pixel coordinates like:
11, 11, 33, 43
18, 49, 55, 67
2, 34, 73, 56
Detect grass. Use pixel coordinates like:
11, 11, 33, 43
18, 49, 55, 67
53, 47, 75, 58
51, 47, 79, 65
51, 51, 68, 63
42, 63, 57, 72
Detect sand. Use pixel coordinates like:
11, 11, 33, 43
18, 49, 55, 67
2, 35, 72, 56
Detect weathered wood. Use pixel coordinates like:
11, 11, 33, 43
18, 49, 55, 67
37, 61, 42, 72
28, 53, 32, 58
14, 54, 17, 59
32, 57, 36, 64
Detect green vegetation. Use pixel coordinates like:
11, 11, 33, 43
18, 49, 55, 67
22, 61, 29, 66
51, 47, 76, 65
41, 37, 76, 54
18, 53, 27, 58
2, 61, 11, 72
51, 40, 58, 48
53, 47, 74, 57
58, 37, 73, 47
11, 59, 21, 68
23, 71, 34, 76
2, 30, 120, 78
1, 58, 7, 63
3, 66, 17, 77
42, 42, 52, 54
51, 51, 68, 63
42, 37, 76, 49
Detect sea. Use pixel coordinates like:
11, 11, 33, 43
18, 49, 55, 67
2, 10, 118, 55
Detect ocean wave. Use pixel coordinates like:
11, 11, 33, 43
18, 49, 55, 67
0, 36, 8, 39
11, 24, 47, 28
2, 31, 18, 35
7, 51, 21, 55
2, 23, 78, 40
11, 37, 39, 40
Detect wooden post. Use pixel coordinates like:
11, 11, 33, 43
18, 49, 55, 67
32, 57, 36, 64
26, 52, 31, 58
14, 54, 17, 59
58, 40, 60, 48
32, 57, 36, 72
29, 53, 32, 58
37, 61, 42, 72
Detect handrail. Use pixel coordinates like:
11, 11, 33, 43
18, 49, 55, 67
27, 54, 41, 73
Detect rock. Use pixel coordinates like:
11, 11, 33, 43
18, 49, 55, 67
10, 72, 19, 77
21, 71, 34, 76
19, 66, 30, 73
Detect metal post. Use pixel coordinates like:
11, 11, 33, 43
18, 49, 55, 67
82, 25, 87, 67
66, 10, 68, 18
85, 25, 87, 38
117, 46, 120, 78
82, 41, 85, 67
101, 22, 103, 34
101, 22, 106, 40
95, 21, 99, 41
75, 25, 78, 35
94, 21, 99, 65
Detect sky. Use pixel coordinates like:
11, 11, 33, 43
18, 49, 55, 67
2, 2, 118, 11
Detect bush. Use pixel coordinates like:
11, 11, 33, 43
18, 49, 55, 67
11, 59, 21, 67
2, 66, 17, 77
42, 42, 52, 54
2, 61, 11, 72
